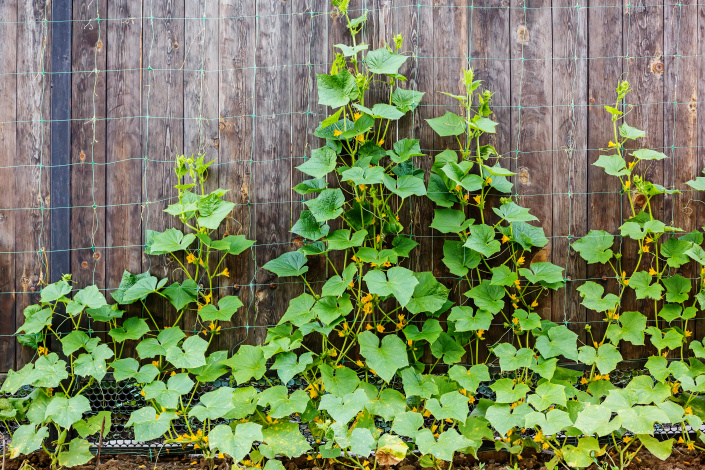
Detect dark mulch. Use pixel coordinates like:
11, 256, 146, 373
3, 447, 704, 470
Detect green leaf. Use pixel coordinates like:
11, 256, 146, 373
663, 274, 690, 303
638, 434, 673, 461
490, 265, 518, 286
199, 296, 244, 322
143, 373, 194, 409
108, 317, 149, 342
166, 335, 208, 369
279, 293, 316, 326
563, 437, 605, 469
519, 262, 565, 287
431, 333, 466, 365
353, 103, 404, 120
9, 425, 49, 458
647, 326, 684, 351
261, 421, 311, 458
40, 280, 72, 303
326, 229, 367, 251
365, 48, 408, 75
210, 422, 263, 463
442, 240, 481, 276
578, 344, 622, 375
189, 387, 237, 421
464, 224, 500, 257
45, 395, 91, 429
605, 310, 647, 345
341, 165, 385, 185
493, 202, 537, 223
491, 378, 530, 404
111, 358, 159, 383
594, 154, 629, 176
391, 88, 424, 113
320, 364, 360, 398
633, 148, 668, 160
319, 389, 369, 424
535, 325, 578, 360
16, 308, 51, 334
619, 122, 645, 140
403, 319, 443, 345
430, 209, 472, 234
73, 411, 112, 438
577, 281, 619, 312
363, 267, 418, 307
493, 343, 534, 371
58, 439, 93, 468
620, 405, 668, 434
163, 279, 198, 311
263, 252, 308, 277
383, 174, 426, 198
400, 367, 438, 399
358, 331, 409, 382
406, 272, 450, 314
297, 147, 337, 178
293, 177, 327, 195
258, 386, 310, 419
485, 403, 530, 437
145, 228, 196, 255
629, 271, 664, 300
317, 69, 357, 108
426, 111, 466, 137
469, 116, 498, 134
427, 173, 457, 208
449, 364, 490, 393
272, 352, 314, 384
222, 345, 266, 385
135, 327, 185, 359
196, 194, 235, 230
291, 209, 329, 239
448, 306, 492, 332
466, 280, 504, 314
392, 410, 424, 438
524, 409, 572, 436
305, 188, 345, 222
416, 429, 471, 462
426, 391, 470, 422
442, 161, 483, 192
335, 43, 368, 57
127, 408, 178, 442
74, 344, 114, 381
661, 237, 691, 267
572, 230, 614, 263
209, 235, 255, 255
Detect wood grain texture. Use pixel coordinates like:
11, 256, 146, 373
141, 0, 185, 335
586, 0, 624, 343
551, 0, 588, 341
0, 0, 18, 372
105, 0, 143, 357
71, 0, 107, 337
219, 0, 256, 350
15, 0, 51, 367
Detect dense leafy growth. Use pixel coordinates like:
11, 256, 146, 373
3, 4, 705, 470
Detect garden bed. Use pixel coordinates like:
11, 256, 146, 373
5, 448, 705, 470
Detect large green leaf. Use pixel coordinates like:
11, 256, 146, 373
165, 335, 208, 369
426, 112, 466, 137
317, 69, 357, 108
464, 224, 500, 257
263, 252, 308, 277
406, 272, 450, 314
145, 228, 196, 255
572, 230, 614, 263
210, 422, 263, 463
221, 345, 266, 385
305, 188, 345, 223
493, 202, 537, 223
363, 267, 418, 307
320, 364, 360, 398
448, 306, 492, 332
260, 422, 311, 458
126, 408, 178, 442
358, 331, 409, 382
58, 439, 94, 468
465, 280, 504, 314
45, 395, 91, 429
365, 48, 408, 75
534, 325, 578, 361
297, 147, 337, 178
9, 425, 49, 458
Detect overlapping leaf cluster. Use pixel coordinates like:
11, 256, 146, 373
4, 3, 705, 470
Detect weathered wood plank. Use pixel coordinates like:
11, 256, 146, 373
252, 0, 294, 345
184, 0, 220, 342
15, 0, 52, 368
510, 0, 553, 322
620, 0, 664, 361
551, 0, 588, 341
71, 0, 107, 334
663, 1, 699, 343
470, 0, 511, 359
141, 0, 185, 334
106, 0, 143, 356
586, 0, 624, 344
219, 0, 256, 349
0, 0, 18, 372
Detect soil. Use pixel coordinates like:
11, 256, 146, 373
3, 447, 703, 470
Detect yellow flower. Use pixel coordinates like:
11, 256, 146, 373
542, 443, 550, 450
152, 360, 159, 367
463, 194, 469, 201
477, 330, 485, 340
678, 436, 685, 444
376, 324, 385, 333
362, 293, 373, 303
649, 267, 657, 276
623, 436, 631, 444
338, 331, 345, 337
473, 195, 482, 204
642, 245, 650, 253
358, 184, 366, 191
353, 112, 362, 121
407, 339, 412, 346
356, 135, 365, 142
219, 268, 230, 277
686, 330, 693, 338
365, 324, 373, 331
580, 377, 589, 385
685, 406, 693, 415
645, 237, 653, 244
514, 279, 521, 287
628, 160, 637, 169
512, 317, 519, 325
531, 301, 539, 308
688, 441, 695, 450
517, 256, 525, 266
218, 453, 224, 459
423, 409, 431, 417
501, 235, 510, 244
170, 371, 176, 376
378, 139, 384, 146
382, 261, 392, 267
203, 292, 212, 305
333, 129, 342, 137
623, 180, 631, 189
467, 395, 475, 404
455, 185, 461, 192
485, 177, 492, 185
140, 390, 146, 397
356, 360, 364, 367
186, 253, 196, 264
363, 302, 374, 315
608, 141, 617, 148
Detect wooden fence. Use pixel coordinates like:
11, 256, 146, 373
0, 0, 703, 372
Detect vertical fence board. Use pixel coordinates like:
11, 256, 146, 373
106, 0, 143, 357
15, 0, 52, 368
219, 0, 256, 350
141, 0, 185, 333
551, 1, 588, 339
586, 0, 624, 344
0, 0, 17, 371
184, 0, 220, 342
71, 0, 107, 313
